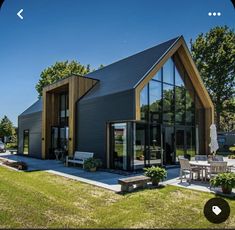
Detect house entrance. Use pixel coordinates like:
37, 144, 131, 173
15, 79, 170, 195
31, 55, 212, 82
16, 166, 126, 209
51, 126, 69, 159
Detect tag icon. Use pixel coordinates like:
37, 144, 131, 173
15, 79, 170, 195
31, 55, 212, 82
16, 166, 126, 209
212, 206, 222, 216
204, 198, 230, 224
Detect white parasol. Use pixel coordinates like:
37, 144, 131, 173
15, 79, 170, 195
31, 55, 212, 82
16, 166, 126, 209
209, 124, 219, 154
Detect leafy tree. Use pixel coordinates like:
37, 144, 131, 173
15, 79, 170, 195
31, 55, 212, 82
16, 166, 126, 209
190, 26, 235, 131
0, 116, 14, 141
35, 61, 91, 97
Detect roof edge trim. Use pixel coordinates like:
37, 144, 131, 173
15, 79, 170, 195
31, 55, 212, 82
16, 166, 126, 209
133, 36, 182, 88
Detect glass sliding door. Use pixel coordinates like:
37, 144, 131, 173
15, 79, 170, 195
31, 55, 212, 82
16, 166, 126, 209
133, 123, 146, 170
175, 127, 185, 160
51, 126, 69, 158
186, 127, 196, 157
110, 123, 128, 170
148, 124, 162, 166
162, 126, 174, 164
175, 126, 196, 161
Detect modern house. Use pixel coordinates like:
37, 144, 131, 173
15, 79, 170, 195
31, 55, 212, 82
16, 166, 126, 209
18, 36, 214, 171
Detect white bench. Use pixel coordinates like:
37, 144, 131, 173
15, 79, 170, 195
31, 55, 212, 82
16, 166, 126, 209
66, 151, 94, 167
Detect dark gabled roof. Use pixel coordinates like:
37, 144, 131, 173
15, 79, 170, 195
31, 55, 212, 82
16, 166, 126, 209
82, 36, 180, 100
19, 36, 181, 116
19, 98, 42, 117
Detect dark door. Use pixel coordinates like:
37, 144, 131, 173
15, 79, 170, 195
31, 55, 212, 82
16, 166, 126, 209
51, 126, 69, 159
175, 126, 196, 161
146, 124, 162, 166
109, 123, 128, 170
162, 126, 175, 165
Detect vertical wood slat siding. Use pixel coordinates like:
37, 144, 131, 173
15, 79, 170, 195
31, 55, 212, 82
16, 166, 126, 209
42, 75, 97, 159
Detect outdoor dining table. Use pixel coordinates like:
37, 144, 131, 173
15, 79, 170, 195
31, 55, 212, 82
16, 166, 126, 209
189, 160, 234, 182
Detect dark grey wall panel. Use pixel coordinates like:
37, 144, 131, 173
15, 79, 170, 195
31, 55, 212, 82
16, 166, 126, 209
76, 89, 135, 167
18, 112, 42, 158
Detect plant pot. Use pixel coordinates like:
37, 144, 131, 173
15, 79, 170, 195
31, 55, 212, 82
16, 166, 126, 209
222, 185, 232, 194
152, 179, 160, 186
89, 167, 97, 172
139, 156, 144, 161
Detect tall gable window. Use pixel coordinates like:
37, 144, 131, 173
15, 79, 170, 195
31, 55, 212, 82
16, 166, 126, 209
140, 55, 196, 126
139, 54, 200, 161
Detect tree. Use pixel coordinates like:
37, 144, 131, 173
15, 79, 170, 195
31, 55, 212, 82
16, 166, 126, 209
0, 116, 14, 141
35, 61, 91, 96
190, 26, 235, 131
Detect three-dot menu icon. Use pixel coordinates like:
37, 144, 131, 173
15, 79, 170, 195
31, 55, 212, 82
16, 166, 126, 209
208, 12, 221, 16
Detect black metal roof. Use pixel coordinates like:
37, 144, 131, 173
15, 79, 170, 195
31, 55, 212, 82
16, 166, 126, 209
19, 36, 180, 116
19, 98, 42, 116
82, 36, 180, 100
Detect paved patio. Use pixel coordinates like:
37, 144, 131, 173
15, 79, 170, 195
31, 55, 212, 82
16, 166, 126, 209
0, 152, 234, 195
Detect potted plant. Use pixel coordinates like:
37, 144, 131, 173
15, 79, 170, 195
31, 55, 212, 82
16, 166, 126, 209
84, 158, 102, 172
137, 154, 144, 161
144, 166, 167, 186
210, 172, 235, 194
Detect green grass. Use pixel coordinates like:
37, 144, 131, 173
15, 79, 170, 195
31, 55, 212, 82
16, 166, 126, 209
0, 167, 234, 228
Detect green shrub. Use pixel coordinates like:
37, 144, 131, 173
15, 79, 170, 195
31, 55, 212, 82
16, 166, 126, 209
6, 143, 18, 149
4, 161, 28, 170
210, 172, 235, 194
144, 166, 167, 185
84, 158, 102, 171
229, 146, 235, 153
228, 154, 235, 159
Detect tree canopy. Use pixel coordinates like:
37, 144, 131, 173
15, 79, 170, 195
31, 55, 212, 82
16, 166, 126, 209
0, 116, 14, 140
35, 61, 91, 97
190, 26, 235, 131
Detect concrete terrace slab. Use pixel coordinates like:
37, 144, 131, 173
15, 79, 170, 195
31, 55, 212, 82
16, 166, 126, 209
163, 166, 235, 197
0, 153, 136, 192
1, 152, 235, 195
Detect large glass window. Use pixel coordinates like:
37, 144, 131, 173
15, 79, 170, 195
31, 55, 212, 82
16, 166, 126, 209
140, 85, 148, 121
175, 66, 184, 87
186, 127, 196, 157
163, 84, 174, 124
148, 125, 162, 166
138, 54, 199, 165
60, 93, 69, 126
175, 86, 185, 125
149, 80, 162, 123
23, 130, 29, 154
152, 69, 162, 81
185, 72, 195, 126
163, 58, 174, 84
133, 123, 146, 170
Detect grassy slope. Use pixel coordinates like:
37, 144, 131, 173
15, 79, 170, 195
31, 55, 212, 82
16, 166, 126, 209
0, 167, 234, 229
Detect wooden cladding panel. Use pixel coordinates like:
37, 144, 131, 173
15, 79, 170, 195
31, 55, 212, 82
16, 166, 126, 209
42, 75, 98, 159
177, 44, 213, 110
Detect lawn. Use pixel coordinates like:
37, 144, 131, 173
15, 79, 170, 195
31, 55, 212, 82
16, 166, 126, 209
0, 167, 234, 229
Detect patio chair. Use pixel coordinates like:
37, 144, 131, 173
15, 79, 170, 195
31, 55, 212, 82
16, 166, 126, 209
208, 161, 227, 189
178, 155, 185, 160
195, 155, 208, 161
213, 155, 224, 161
179, 158, 201, 184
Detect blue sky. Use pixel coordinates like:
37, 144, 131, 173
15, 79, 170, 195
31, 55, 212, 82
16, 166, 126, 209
0, 0, 234, 125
